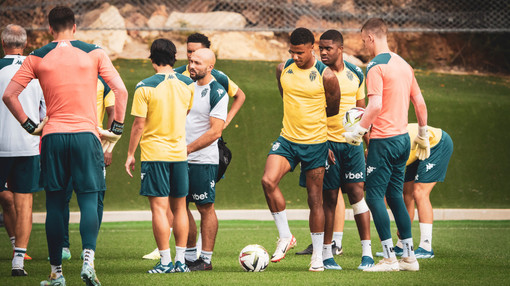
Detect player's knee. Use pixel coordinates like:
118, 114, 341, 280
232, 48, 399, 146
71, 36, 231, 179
352, 198, 370, 215
261, 175, 277, 192
197, 203, 215, 215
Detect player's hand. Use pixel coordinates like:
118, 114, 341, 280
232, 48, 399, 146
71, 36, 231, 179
98, 127, 121, 153
328, 149, 336, 165
342, 125, 368, 146
125, 155, 136, 177
21, 116, 48, 136
104, 151, 113, 167
411, 125, 431, 160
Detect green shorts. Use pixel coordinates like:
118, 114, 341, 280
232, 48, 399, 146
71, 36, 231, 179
299, 141, 366, 191
268, 136, 328, 172
0, 155, 41, 193
405, 131, 453, 183
140, 161, 188, 198
365, 133, 410, 200
41, 133, 105, 193
187, 163, 218, 205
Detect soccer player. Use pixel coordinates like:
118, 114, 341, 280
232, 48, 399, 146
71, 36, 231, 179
125, 38, 194, 274
261, 27, 340, 272
60, 76, 116, 261
295, 30, 374, 270
375, 123, 453, 259
143, 32, 246, 260
2, 6, 128, 285
0, 24, 44, 276
343, 18, 429, 272
183, 48, 228, 271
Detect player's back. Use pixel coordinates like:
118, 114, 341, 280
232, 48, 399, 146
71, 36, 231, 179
366, 52, 420, 138
280, 59, 328, 144
132, 73, 194, 162
12, 40, 119, 137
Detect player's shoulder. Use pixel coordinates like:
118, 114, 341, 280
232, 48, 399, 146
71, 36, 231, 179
209, 80, 228, 97
344, 60, 364, 84
0, 57, 16, 70
366, 52, 392, 73
174, 65, 187, 74
70, 40, 103, 53
313, 60, 328, 75
211, 68, 230, 89
135, 74, 166, 90
173, 72, 194, 85
29, 42, 59, 58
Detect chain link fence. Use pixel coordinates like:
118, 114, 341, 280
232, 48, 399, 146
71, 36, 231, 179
1, 0, 509, 33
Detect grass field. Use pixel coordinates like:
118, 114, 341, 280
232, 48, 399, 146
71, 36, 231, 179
29, 59, 510, 211
1, 220, 509, 285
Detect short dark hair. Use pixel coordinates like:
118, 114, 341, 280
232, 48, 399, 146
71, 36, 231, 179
149, 38, 177, 67
187, 33, 211, 48
290, 27, 315, 45
48, 6, 75, 33
361, 18, 388, 37
320, 30, 343, 46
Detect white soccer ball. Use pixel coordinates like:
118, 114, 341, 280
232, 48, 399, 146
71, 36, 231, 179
343, 107, 365, 132
239, 244, 270, 272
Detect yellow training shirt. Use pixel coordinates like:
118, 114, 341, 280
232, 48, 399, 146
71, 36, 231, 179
97, 76, 115, 128
406, 123, 443, 165
280, 59, 328, 144
131, 73, 194, 162
328, 61, 365, 142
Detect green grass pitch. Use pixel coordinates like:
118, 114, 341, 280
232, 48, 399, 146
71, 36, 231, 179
1, 220, 509, 285
29, 59, 510, 211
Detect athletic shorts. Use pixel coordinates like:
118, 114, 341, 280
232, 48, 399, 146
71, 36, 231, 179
365, 133, 410, 200
140, 161, 188, 198
298, 141, 366, 190
41, 133, 105, 193
0, 155, 41, 193
65, 177, 106, 204
268, 136, 328, 172
405, 131, 453, 183
187, 163, 218, 205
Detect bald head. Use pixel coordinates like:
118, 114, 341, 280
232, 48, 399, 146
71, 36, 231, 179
1, 24, 27, 50
189, 48, 216, 82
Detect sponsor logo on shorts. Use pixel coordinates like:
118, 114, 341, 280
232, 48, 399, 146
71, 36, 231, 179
141, 172, 146, 180
325, 160, 330, 171
426, 163, 436, 172
367, 166, 376, 175
210, 180, 215, 189
415, 174, 419, 181
345, 171, 363, 180
192, 192, 208, 201
272, 142, 280, 151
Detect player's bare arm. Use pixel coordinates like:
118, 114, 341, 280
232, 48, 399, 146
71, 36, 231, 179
187, 117, 224, 155
322, 68, 340, 117
2, 80, 30, 124
276, 63, 284, 97
224, 88, 246, 129
125, 116, 145, 177
411, 92, 428, 127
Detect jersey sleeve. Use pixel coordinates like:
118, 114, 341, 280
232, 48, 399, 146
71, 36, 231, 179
366, 65, 384, 97
227, 77, 239, 98
210, 85, 228, 121
356, 78, 366, 100
131, 86, 151, 118
11, 55, 38, 87
93, 49, 120, 84
410, 73, 422, 98
188, 82, 195, 111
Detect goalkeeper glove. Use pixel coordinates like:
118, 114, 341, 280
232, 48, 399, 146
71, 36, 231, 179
21, 116, 48, 136
342, 125, 368, 146
411, 125, 430, 160
98, 120, 124, 153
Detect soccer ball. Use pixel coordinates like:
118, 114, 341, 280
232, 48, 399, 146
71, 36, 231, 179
239, 244, 270, 272
343, 107, 365, 132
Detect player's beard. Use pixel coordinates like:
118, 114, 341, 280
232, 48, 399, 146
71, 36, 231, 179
190, 69, 207, 81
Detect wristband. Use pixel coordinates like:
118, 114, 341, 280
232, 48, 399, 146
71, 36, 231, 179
110, 120, 124, 135
418, 125, 428, 137
21, 118, 37, 134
